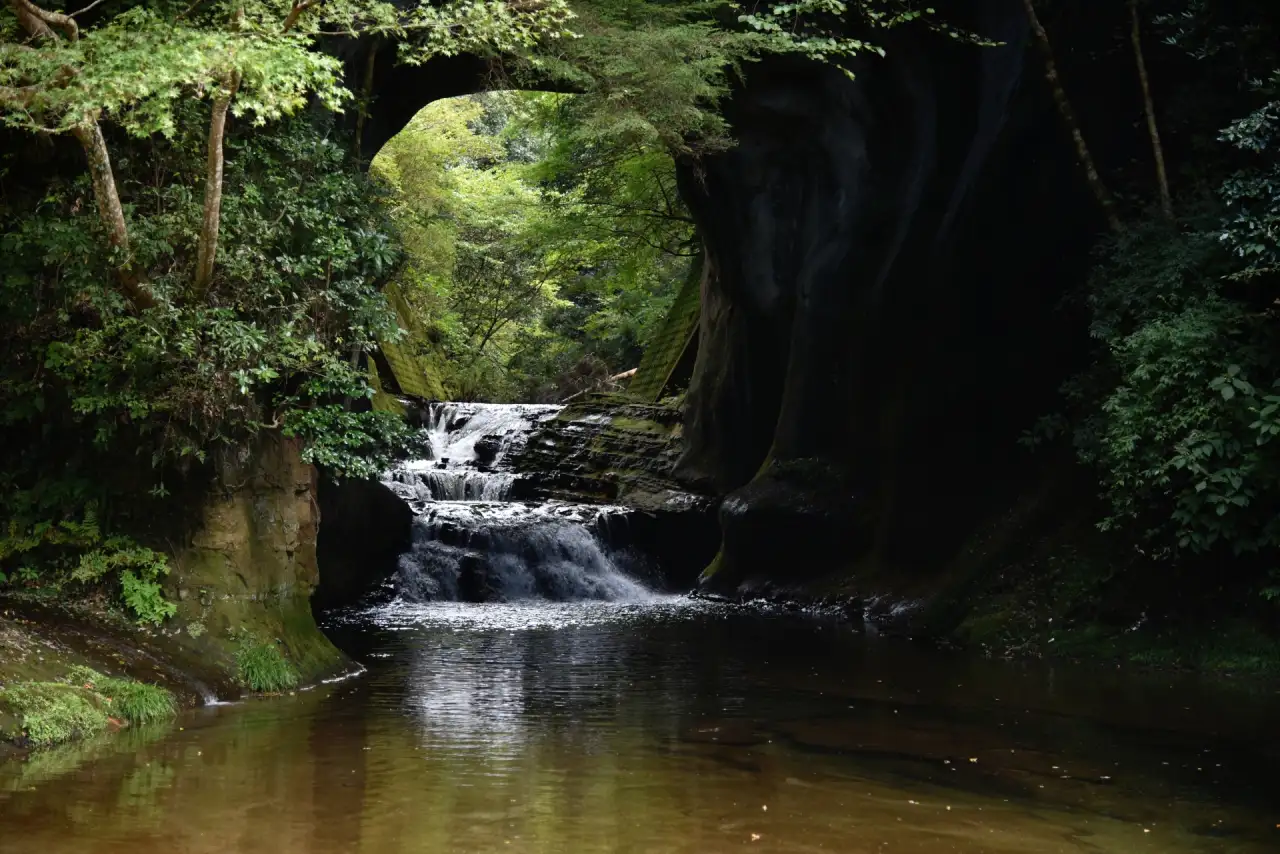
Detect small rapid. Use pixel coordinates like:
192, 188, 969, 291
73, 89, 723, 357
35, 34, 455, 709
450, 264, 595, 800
381, 402, 657, 604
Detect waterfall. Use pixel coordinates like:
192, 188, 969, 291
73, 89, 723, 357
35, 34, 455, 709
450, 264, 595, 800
385, 402, 559, 506
421, 402, 561, 468
382, 402, 656, 604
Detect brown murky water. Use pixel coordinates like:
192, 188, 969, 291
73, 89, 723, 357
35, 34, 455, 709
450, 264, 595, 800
2, 600, 1278, 853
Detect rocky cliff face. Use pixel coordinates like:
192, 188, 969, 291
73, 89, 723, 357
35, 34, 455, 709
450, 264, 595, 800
166, 432, 350, 689
0, 432, 352, 714
510, 396, 720, 586
674, 0, 1106, 591
315, 474, 414, 608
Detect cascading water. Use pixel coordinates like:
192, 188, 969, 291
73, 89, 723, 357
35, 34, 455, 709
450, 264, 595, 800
383, 403, 657, 604
385, 403, 561, 506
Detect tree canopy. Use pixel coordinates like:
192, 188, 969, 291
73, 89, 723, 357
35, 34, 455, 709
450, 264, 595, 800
373, 91, 694, 402
1, 0, 934, 619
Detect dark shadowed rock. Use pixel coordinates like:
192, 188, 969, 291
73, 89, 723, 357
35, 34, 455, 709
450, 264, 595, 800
315, 474, 414, 608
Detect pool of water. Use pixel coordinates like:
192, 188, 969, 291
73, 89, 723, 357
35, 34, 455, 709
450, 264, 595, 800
2, 599, 1278, 853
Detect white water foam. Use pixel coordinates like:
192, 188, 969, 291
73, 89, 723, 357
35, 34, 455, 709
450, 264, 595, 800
382, 404, 656, 605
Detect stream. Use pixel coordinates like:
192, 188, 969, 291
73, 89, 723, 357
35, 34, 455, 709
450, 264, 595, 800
2, 603, 1279, 853
2, 404, 1279, 852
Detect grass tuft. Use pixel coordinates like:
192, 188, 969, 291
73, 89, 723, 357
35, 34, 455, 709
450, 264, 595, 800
68, 666, 177, 725
0, 666, 177, 747
235, 640, 299, 693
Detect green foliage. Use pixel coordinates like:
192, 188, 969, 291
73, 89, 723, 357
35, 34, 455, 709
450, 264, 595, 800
1057, 213, 1280, 562
284, 405, 426, 479
66, 666, 176, 726
0, 682, 109, 746
74, 539, 176, 625
522, 1, 966, 155
0, 7, 345, 137
0, 503, 176, 624
1039, 2, 1280, 589
375, 91, 694, 402
1, 0, 574, 139
234, 638, 299, 693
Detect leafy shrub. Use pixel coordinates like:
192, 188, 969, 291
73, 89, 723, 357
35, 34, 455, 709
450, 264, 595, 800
1054, 211, 1280, 565
235, 640, 299, 693
1, 506, 177, 625
72, 541, 177, 625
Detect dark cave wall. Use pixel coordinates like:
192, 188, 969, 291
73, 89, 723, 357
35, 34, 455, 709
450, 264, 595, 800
350, 0, 1147, 591
675, 0, 1118, 588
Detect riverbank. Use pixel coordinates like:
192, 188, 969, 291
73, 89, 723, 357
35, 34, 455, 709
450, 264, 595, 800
702, 469, 1280, 677
0, 590, 356, 753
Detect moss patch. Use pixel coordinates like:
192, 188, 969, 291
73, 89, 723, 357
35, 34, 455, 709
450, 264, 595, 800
0, 682, 109, 746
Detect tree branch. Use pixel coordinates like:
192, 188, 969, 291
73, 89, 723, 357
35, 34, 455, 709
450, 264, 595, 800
68, 0, 111, 17
10, 0, 78, 41
282, 0, 320, 33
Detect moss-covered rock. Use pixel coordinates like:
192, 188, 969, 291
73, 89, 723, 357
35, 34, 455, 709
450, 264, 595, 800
160, 431, 351, 694
512, 394, 704, 509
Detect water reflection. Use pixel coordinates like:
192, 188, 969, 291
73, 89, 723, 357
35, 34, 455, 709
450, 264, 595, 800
1, 601, 1278, 853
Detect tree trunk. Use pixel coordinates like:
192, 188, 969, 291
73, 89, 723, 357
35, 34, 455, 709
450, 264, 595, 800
1130, 0, 1173, 221
71, 121, 155, 311
193, 74, 240, 300
353, 41, 381, 161
1020, 0, 1122, 234
11, 0, 151, 310
8, 0, 76, 41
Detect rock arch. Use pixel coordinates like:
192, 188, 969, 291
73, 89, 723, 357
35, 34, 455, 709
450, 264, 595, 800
346, 0, 1132, 590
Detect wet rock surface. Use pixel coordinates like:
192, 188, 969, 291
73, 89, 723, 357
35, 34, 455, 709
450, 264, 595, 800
510, 395, 701, 510
509, 395, 720, 587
